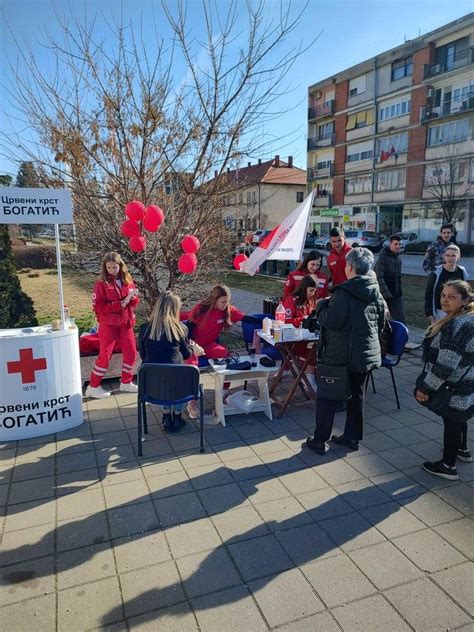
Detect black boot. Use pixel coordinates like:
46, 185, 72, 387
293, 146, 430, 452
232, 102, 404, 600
171, 411, 185, 433
162, 411, 173, 432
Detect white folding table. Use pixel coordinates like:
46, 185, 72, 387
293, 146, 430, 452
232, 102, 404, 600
208, 355, 280, 426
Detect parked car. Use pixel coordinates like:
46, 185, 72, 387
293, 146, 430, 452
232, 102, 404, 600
344, 230, 382, 251
382, 232, 419, 253
314, 234, 331, 250
304, 233, 318, 249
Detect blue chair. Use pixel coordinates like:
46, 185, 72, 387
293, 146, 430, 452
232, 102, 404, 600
369, 320, 409, 410
241, 313, 282, 361
137, 364, 204, 456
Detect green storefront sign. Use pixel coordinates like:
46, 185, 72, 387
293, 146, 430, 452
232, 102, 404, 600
319, 207, 340, 217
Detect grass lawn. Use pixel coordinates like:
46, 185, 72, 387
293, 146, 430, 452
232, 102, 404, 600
19, 266, 448, 333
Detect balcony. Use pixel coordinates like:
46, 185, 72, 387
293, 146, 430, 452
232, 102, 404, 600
307, 132, 336, 151
423, 47, 474, 79
313, 193, 333, 208
308, 101, 335, 120
307, 164, 334, 180
421, 95, 474, 123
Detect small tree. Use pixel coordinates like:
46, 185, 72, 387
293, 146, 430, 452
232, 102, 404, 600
0, 225, 38, 328
424, 149, 472, 225
15, 161, 43, 238
1, 2, 308, 306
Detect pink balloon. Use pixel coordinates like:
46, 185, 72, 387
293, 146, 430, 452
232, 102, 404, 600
129, 235, 146, 252
181, 235, 200, 254
125, 200, 145, 221
121, 219, 140, 238
144, 205, 164, 231
233, 253, 248, 270
178, 253, 198, 274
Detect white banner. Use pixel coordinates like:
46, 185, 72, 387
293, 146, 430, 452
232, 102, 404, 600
0, 187, 73, 224
240, 191, 314, 276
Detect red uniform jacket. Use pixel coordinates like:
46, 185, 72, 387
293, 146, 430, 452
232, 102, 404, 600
284, 269, 329, 299
92, 278, 139, 327
188, 304, 245, 347
327, 243, 352, 287
282, 295, 315, 328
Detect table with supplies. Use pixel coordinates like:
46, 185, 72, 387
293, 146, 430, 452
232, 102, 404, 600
208, 355, 280, 426
257, 327, 319, 417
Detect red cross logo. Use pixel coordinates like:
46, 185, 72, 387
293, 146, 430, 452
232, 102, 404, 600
7, 348, 47, 384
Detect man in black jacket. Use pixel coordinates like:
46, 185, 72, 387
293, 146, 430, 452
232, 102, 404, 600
374, 234, 406, 323
305, 248, 386, 455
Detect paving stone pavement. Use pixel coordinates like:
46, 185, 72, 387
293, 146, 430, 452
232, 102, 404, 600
1, 337, 473, 630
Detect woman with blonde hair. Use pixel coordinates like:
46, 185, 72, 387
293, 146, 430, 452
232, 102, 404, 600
415, 280, 474, 480
85, 252, 139, 399
139, 291, 203, 432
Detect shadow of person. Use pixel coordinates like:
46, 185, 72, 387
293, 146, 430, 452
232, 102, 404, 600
99, 473, 427, 627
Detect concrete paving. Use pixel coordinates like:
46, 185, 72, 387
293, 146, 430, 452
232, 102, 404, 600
0, 311, 472, 630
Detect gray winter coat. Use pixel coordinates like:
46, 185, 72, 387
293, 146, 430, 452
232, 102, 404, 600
374, 246, 402, 300
420, 311, 474, 422
315, 275, 386, 373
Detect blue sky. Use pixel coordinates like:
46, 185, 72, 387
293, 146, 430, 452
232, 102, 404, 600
0, 0, 472, 177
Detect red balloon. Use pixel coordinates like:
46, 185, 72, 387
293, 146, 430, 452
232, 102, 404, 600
181, 235, 200, 254
144, 205, 164, 227
129, 235, 146, 252
233, 253, 248, 270
125, 200, 145, 221
178, 253, 198, 274
121, 219, 140, 238
143, 214, 159, 232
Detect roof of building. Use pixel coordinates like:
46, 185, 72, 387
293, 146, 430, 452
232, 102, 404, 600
219, 156, 306, 187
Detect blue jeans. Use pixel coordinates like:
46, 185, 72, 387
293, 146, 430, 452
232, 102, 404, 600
162, 404, 184, 413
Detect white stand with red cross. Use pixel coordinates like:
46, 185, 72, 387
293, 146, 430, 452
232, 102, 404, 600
0, 186, 84, 440
0, 325, 83, 440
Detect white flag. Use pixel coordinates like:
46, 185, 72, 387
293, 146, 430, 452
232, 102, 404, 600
240, 191, 315, 276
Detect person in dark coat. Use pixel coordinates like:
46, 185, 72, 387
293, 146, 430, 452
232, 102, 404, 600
374, 234, 406, 323
422, 223, 456, 273
305, 247, 386, 455
424, 244, 468, 323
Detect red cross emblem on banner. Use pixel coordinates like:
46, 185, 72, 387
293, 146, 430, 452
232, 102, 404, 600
7, 348, 47, 384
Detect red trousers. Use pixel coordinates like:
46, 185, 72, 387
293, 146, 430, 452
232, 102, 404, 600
185, 341, 229, 366
89, 324, 137, 387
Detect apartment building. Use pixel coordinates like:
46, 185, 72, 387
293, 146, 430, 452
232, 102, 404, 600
218, 156, 307, 239
307, 13, 474, 243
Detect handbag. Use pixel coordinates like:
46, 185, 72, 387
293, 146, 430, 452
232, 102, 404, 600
315, 319, 355, 401
414, 362, 473, 415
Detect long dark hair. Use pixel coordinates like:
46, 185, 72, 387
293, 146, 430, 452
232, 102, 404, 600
297, 250, 323, 272
291, 275, 317, 306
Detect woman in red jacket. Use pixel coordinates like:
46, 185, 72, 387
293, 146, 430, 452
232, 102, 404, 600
283, 276, 317, 327
284, 251, 329, 299
85, 252, 139, 399
282, 276, 318, 391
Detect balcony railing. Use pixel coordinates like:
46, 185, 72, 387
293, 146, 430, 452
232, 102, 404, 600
313, 193, 333, 207
307, 164, 334, 180
307, 132, 336, 150
308, 101, 335, 120
421, 95, 474, 123
423, 47, 474, 79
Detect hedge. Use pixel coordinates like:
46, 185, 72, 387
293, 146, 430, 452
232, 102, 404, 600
13, 245, 56, 269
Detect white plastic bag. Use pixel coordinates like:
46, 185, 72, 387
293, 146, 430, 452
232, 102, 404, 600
226, 390, 259, 414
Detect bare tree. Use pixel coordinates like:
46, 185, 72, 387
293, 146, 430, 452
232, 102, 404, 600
424, 147, 472, 225
1, 1, 309, 306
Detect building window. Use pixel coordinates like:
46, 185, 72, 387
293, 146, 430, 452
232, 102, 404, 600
428, 118, 470, 146
346, 150, 373, 162
379, 98, 411, 121
345, 176, 371, 194
348, 74, 367, 97
296, 192, 304, 203
375, 169, 406, 191
317, 121, 334, 140
316, 160, 331, 170
346, 109, 375, 131
377, 132, 408, 155
391, 56, 413, 81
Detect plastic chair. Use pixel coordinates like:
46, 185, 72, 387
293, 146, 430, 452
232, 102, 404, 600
137, 363, 204, 456
369, 320, 409, 410
241, 313, 281, 361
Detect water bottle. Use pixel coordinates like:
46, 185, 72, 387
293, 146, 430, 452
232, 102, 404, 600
275, 301, 286, 324
63, 305, 70, 326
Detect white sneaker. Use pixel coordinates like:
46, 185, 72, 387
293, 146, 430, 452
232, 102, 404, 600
119, 381, 138, 393
85, 385, 110, 399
